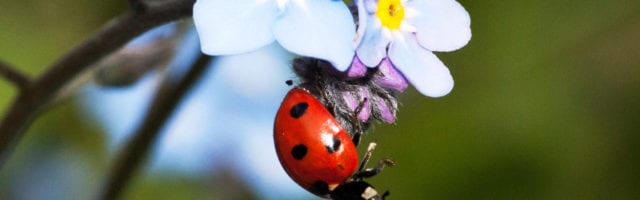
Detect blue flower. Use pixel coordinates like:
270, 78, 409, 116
355, 0, 471, 97
193, 0, 357, 70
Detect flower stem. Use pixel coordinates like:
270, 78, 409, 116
98, 54, 212, 200
0, 59, 31, 90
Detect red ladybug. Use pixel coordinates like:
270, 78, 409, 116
274, 88, 393, 199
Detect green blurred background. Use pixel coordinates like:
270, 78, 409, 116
1, 0, 639, 199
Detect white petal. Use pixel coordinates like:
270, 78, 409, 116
273, 0, 356, 71
193, 0, 279, 55
388, 34, 454, 97
405, 0, 471, 52
356, 18, 391, 67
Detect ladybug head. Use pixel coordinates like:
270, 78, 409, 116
330, 180, 390, 200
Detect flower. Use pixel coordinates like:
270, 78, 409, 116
193, 0, 357, 70
355, 0, 471, 97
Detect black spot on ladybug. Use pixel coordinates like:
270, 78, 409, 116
325, 136, 342, 153
290, 102, 308, 119
310, 180, 330, 196
291, 144, 308, 160
332, 137, 341, 152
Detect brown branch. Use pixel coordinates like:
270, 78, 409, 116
0, 59, 31, 90
99, 54, 212, 200
0, 0, 196, 168
128, 0, 147, 14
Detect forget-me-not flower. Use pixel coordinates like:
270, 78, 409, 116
355, 0, 471, 97
193, 0, 357, 70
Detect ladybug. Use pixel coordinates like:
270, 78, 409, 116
274, 88, 393, 199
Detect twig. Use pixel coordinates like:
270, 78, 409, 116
0, 60, 31, 90
99, 54, 212, 200
128, 0, 147, 14
0, 0, 196, 168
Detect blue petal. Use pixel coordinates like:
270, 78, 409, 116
405, 0, 471, 52
356, 17, 390, 67
273, 0, 356, 71
193, 0, 279, 55
388, 33, 454, 97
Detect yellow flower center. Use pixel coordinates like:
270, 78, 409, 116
375, 0, 405, 30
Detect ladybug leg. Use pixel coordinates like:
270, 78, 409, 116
353, 143, 396, 180
351, 133, 362, 147
381, 191, 390, 200
353, 158, 395, 179
357, 142, 377, 173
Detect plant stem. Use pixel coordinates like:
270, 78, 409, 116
0, 0, 196, 168
0, 60, 31, 90
99, 54, 212, 200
